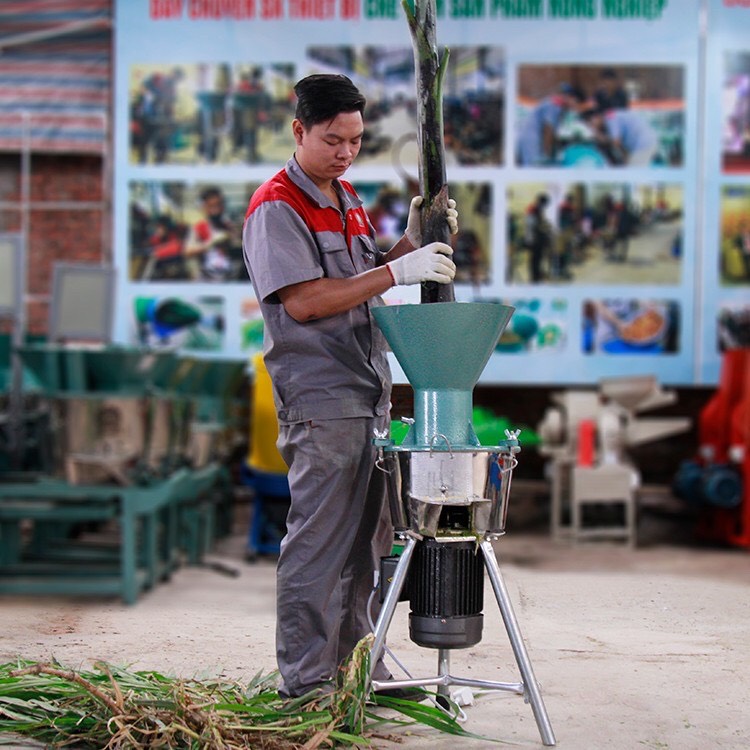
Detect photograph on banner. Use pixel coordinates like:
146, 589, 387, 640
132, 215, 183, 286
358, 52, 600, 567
306, 45, 504, 167
721, 51, 750, 174
718, 303, 750, 351
719, 184, 750, 285
506, 181, 683, 285
240, 297, 264, 353
355, 180, 493, 286
515, 64, 684, 168
491, 298, 568, 354
128, 63, 296, 165
132, 295, 225, 351
581, 298, 680, 355
129, 180, 256, 282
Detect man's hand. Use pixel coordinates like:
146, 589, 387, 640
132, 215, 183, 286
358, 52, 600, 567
387, 242, 455, 286
210, 230, 229, 245
404, 196, 459, 247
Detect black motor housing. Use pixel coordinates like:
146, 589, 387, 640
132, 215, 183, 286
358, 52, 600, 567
408, 538, 484, 649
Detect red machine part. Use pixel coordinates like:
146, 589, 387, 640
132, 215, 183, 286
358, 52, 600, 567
696, 349, 750, 548
698, 349, 746, 464
576, 419, 597, 467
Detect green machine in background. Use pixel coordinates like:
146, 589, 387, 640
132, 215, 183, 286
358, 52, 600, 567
1, 342, 245, 602
0, 233, 27, 473
368, 301, 556, 747
0, 260, 247, 603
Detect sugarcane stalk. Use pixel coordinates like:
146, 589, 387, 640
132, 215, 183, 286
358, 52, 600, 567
403, 0, 454, 304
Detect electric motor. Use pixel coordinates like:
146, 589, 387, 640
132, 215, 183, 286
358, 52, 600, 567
408, 538, 484, 649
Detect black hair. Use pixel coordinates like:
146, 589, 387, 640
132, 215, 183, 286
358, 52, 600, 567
294, 74, 366, 128
199, 186, 223, 202
558, 83, 587, 103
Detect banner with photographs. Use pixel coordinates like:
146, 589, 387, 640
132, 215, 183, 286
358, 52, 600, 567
113, 0, 726, 385
701, 0, 750, 383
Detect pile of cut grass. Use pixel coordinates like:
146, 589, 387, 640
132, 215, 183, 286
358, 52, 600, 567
0, 638, 480, 748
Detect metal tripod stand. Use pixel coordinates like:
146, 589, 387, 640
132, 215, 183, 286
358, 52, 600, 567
368, 533, 557, 747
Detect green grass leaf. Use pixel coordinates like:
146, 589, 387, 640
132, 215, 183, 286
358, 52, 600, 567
0, 648, 502, 749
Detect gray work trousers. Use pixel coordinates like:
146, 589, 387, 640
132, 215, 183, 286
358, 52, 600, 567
275, 415, 393, 697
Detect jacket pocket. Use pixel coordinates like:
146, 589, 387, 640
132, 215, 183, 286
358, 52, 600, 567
317, 232, 351, 278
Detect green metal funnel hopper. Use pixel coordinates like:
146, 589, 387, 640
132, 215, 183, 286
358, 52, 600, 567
372, 302, 514, 448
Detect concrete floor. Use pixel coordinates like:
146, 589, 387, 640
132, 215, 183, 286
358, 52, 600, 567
1, 501, 749, 749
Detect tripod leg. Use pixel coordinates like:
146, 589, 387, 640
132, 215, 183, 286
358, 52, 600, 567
436, 648, 451, 709
367, 535, 417, 689
480, 540, 557, 747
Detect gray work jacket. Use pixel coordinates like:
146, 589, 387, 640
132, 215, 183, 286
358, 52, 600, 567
242, 157, 392, 425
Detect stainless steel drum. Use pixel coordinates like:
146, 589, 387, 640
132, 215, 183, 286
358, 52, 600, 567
381, 448, 516, 538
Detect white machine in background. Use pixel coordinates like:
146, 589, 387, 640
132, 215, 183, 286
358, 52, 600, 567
538, 375, 690, 546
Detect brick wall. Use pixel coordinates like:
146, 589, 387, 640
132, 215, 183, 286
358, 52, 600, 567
0, 153, 107, 334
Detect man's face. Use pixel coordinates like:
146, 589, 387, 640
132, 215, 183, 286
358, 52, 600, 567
293, 111, 363, 185
204, 194, 224, 219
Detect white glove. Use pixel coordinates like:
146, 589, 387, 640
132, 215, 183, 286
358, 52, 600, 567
387, 242, 456, 286
404, 196, 459, 247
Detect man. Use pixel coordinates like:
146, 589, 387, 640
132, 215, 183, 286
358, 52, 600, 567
554, 192, 577, 279
516, 83, 586, 166
581, 106, 658, 167
593, 68, 629, 112
523, 192, 553, 283
609, 199, 639, 263
735, 220, 750, 280
242, 74, 457, 700
185, 186, 242, 281
131, 67, 184, 164
232, 67, 269, 163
